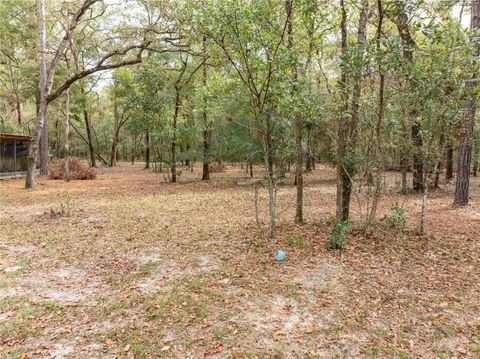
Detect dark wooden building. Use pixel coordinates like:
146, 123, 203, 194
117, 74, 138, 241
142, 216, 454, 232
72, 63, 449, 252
0, 133, 32, 176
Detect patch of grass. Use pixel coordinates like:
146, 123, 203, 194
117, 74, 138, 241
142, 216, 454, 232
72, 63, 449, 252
213, 326, 229, 340
285, 234, 307, 248
0, 301, 61, 342
470, 344, 480, 353
253, 244, 267, 254
432, 346, 448, 358
0, 296, 28, 311
16, 257, 30, 267
102, 325, 150, 359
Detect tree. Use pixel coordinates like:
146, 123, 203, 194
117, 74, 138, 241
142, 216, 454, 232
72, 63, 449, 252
335, 0, 369, 223
26, 0, 161, 189
197, 0, 292, 237
454, 0, 480, 205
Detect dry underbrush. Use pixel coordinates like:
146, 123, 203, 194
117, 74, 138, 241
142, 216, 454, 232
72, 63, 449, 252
48, 156, 96, 180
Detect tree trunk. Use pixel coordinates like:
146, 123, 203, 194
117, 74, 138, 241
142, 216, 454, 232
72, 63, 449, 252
336, 0, 349, 223
64, 88, 70, 182
25, 0, 47, 189
434, 134, 445, 189
400, 157, 408, 194
412, 122, 424, 192
454, 0, 479, 206
285, 0, 303, 224
202, 36, 211, 181
217, 136, 223, 166
294, 115, 303, 224
53, 117, 60, 157
110, 133, 119, 167
145, 129, 150, 169
390, 3, 424, 192
110, 97, 119, 167
16, 99, 23, 125
171, 88, 180, 183
83, 100, 96, 167
337, 0, 368, 222
446, 140, 454, 182
264, 123, 276, 238
473, 137, 479, 176
367, 0, 385, 227
39, 111, 49, 176
131, 134, 137, 165
305, 122, 313, 172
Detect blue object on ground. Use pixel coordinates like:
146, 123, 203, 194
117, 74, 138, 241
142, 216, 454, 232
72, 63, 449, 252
275, 250, 286, 261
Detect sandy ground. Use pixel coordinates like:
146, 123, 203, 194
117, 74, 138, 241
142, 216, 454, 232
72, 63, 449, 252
0, 163, 479, 358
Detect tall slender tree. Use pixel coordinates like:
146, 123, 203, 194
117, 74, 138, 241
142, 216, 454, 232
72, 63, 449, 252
454, 0, 480, 205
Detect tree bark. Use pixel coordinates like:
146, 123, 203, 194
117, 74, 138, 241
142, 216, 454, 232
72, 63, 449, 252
336, 0, 349, 223
446, 140, 454, 182
110, 134, 119, 167
131, 134, 137, 165
145, 129, 150, 169
336, 0, 369, 222
26, 0, 47, 189
454, 0, 480, 205
64, 88, 70, 182
368, 0, 385, 227
39, 112, 49, 176
411, 122, 424, 191
110, 97, 119, 167
473, 137, 479, 176
434, 134, 445, 189
171, 88, 180, 183
285, 0, 303, 224
202, 36, 211, 181
80, 84, 97, 168
16, 100, 23, 125
389, 3, 424, 192
305, 122, 313, 172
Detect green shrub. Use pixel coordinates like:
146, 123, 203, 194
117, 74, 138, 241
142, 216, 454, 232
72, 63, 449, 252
285, 235, 306, 248
327, 220, 351, 250
384, 203, 408, 229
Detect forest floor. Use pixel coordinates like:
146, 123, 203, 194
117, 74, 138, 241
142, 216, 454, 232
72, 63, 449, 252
0, 163, 479, 359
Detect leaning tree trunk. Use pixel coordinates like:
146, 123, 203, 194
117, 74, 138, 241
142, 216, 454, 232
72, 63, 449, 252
454, 0, 480, 206
26, 0, 47, 189
82, 87, 96, 167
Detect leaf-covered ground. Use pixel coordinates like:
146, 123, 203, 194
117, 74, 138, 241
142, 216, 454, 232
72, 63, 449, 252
1, 163, 479, 358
